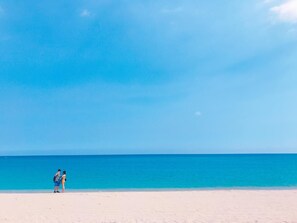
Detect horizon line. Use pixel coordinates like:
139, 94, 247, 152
1, 152, 297, 157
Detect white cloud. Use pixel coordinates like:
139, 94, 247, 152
80, 9, 91, 17
271, 0, 297, 23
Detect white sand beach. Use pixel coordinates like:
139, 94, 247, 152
1, 190, 297, 223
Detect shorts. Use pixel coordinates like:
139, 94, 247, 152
54, 181, 60, 186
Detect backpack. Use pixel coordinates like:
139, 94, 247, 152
53, 174, 59, 182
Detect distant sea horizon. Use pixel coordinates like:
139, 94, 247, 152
1, 154, 297, 191
2, 152, 297, 156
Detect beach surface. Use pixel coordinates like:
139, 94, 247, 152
1, 190, 297, 223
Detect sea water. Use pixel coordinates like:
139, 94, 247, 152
0, 154, 297, 191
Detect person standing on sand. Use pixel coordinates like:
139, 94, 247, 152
53, 169, 61, 193
61, 170, 67, 192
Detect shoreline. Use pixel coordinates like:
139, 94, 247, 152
1, 186, 297, 193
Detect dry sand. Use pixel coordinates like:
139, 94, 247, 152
1, 190, 297, 223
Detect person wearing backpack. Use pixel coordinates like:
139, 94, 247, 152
53, 169, 61, 193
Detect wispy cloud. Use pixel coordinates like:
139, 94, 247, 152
271, 0, 297, 23
0, 5, 4, 15
80, 9, 91, 17
195, 111, 202, 117
263, 0, 276, 4
161, 7, 183, 14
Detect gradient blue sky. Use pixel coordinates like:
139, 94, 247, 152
1, 0, 297, 155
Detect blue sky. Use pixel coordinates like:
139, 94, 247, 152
1, 0, 297, 155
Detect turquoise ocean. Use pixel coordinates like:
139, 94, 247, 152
0, 154, 297, 191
